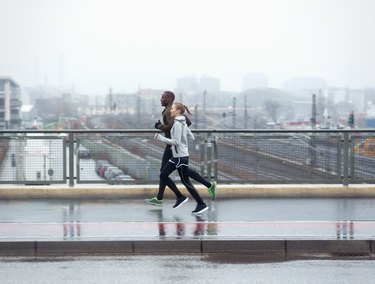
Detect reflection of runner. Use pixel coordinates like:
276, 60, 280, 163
151, 209, 166, 239
158, 222, 166, 239
336, 221, 354, 240
207, 221, 218, 236
194, 215, 205, 237
174, 217, 185, 238
149, 208, 218, 238
149, 209, 186, 239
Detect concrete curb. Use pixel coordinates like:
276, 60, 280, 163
1, 184, 375, 199
0, 240, 374, 257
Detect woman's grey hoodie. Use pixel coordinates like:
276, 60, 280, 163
156, 115, 194, 157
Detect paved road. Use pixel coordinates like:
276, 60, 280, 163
1, 197, 375, 283
2, 197, 375, 223
0, 255, 375, 284
1, 198, 375, 240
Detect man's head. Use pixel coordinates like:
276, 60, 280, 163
160, 91, 175, 107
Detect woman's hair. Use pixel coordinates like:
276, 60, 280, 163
173, 102, 192, 115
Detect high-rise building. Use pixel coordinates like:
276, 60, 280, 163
199, 75, 220, 93
283, 77, 326, 95
176, 76, 199, 93
0, 77, 22, 129
242, 73, 268, 90
177, 75, 221, 94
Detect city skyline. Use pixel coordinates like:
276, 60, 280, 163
1, 0, 375, 94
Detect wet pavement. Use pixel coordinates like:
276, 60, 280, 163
1, 196, 375, 283
0, 255, 375, 284
0, 198, 375, 241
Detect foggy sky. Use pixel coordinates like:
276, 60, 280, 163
1, 0, 375, 94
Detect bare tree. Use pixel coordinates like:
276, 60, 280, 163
264, 100, 281, 123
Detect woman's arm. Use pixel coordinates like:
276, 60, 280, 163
155, 123, 182, 146
187, 127, 195, 141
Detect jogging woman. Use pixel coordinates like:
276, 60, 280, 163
152, 102, 208, 214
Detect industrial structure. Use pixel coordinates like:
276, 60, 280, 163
0, 77, 22, 129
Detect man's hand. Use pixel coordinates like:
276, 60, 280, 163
154, 120, 162, 129
154, 133, 159, 139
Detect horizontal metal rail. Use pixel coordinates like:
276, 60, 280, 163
1, 129, 374, 186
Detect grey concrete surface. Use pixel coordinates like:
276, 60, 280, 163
2, 184, 375, 199
0, 197, 375, 256
1, 256, 375, 284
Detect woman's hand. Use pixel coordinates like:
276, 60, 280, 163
154, 133, 159, 139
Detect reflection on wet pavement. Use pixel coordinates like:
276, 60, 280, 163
62, 202, 81, 240
0, 198, 375, 240
149, 209, 218, 239
0, 220, 374, 241
336, 220, 354, 240
1, 256, 375, 284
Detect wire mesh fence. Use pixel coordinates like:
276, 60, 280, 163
1, 129, 375, 186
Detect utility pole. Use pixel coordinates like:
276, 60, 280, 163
348, 111, 355, 129
203, 90, 207, 115
137, 88, 141, 124
4, 80, 10, 129
108, 88, 113, 114
232, 97, 236, 129
244, 94, 248, 129
195, 105, 198, 129
311, 94, 317, 129
309, 93, 317, 167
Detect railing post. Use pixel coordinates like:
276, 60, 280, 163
308, 134, 317, 168
68, 132, 75, 187
207, 132, 212, 179
213, 134, 218, 181
336, 136, 342, 181
342, 132, 350, 186
200, 134, 206, 177
349, 133, 355, 182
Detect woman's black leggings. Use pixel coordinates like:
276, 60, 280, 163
156, 146, 211, 201
158, 156, 205, 205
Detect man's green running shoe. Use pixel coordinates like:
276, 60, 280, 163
208, 180, 217, 200
145, 197, 163, 207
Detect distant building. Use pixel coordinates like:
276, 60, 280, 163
242, 73, 268, 90
177, 75, 220, 94
21, 104, 39, 129
25, 85, 74, 105
176, 76, 199, 93
283, 77, 326, 96
327, 87, 365, 114
0, 77, 22, 129
199, 75, 220, 93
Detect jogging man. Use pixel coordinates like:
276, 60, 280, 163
145, 91, 216, 207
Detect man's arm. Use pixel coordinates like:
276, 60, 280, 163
158, 107, 174, 133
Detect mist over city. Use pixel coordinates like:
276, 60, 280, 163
3, 4, 375, 278
1, 0, 375, 129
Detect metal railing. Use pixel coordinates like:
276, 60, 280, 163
1, 129, 375, 186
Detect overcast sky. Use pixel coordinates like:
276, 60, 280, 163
1, 0, 375, 94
